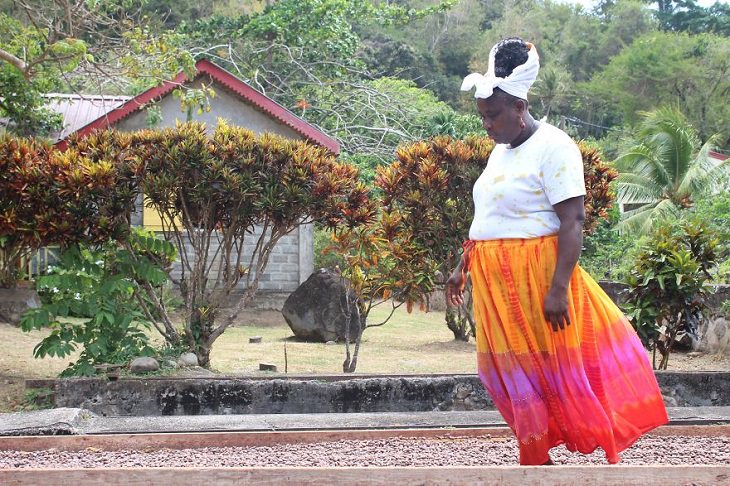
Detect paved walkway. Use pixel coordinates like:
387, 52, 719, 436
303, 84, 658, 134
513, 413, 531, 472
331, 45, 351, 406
1, 407, 729, 436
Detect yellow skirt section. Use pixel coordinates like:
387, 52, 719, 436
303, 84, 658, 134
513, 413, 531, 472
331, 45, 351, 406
469, 235, 668, 465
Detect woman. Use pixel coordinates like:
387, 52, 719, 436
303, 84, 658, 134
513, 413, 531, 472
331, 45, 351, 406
446, 38, 668, 466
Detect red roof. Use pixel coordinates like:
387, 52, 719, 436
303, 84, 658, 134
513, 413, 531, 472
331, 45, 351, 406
709, 150, 728, 161
55, 59, 340, 154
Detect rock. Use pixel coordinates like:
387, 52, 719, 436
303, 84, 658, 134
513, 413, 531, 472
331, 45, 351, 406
177, 352, 199, 367
282, 268, 359, 342
129, 357, 160, 374
325, 340, 337, 346
178, 366, 216, 377
0, 288, 41, 326
663, 394, 679, 407
163, 360, 178, 369
259, 363, 278, 372
686, 351, 703, 358
698, 317, 730, 356
249, 336, 262, 344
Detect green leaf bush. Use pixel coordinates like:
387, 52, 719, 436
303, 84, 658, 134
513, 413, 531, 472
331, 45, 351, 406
21, 229, 176, 376
623, 218, 724, 369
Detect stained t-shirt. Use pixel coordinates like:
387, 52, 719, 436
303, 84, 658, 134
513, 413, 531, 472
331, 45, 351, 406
469, 123, 585, 240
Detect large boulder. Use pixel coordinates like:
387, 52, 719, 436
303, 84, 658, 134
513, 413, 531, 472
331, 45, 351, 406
282, 269, 359, 342
698, 316, 730, 356
0, 287, 41, 326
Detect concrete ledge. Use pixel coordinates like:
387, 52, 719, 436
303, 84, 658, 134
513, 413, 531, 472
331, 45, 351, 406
2, 408, 729, 437
1, 465, 729, 486
0, 408, 90, 436
28, 371, 730, 416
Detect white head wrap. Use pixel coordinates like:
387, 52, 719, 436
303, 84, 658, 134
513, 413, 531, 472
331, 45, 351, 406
461, 41, 540, 100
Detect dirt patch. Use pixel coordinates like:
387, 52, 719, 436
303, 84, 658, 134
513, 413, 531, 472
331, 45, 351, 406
230, 310, 288, 328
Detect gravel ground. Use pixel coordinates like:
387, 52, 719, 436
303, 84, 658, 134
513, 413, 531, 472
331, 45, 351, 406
1, 435, 729, 468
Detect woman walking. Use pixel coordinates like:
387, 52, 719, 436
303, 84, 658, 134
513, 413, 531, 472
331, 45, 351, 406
446, 38, 668, 466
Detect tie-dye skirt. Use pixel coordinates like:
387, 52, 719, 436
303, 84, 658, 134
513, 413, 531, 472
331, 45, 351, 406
469, 235, 668, 465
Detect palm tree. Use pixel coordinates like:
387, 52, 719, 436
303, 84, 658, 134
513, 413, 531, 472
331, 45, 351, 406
531, 64, 571, 120
615, 107, 729, 234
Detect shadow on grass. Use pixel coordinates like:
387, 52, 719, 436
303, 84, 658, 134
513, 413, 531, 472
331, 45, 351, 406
415, 339, 476, 352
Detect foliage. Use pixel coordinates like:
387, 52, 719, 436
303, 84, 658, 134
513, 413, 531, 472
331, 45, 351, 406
376, 135, 492, 341
722, 299, 730, 317
583, 31, 730, 143
314, 227, 347, 271
183, 1, 457, 164
194, 0, 455, 63
0, 134, 138, 287
68, 121, 371, 367
425, 112, 483, 139
690, 191, 730, 283
579, 142, 620, 234
0, 14, 68, 135
1, 2, 194, 134
23, 387, 54, 411
649, 0, 730, 36
623, 218, 723, 369
325, 207, 438, 373
318, 77, 453, 161
580, 205, 642, 281
20, 230, 176, 376
289, 75, 456, 164
615, 107, 729, 234
373, 135, 616, 341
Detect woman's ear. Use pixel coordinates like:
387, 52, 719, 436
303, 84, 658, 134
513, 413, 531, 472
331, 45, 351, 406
514, 98, 527, 115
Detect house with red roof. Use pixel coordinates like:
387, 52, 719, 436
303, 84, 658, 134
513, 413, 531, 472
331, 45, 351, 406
51, 59, 341, 305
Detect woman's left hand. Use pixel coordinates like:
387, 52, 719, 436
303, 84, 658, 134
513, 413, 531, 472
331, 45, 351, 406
544, 286, 570, 332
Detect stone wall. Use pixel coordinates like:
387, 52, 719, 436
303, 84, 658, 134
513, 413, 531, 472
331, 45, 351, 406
167, 224, 313, 293
42, 371, 730, 417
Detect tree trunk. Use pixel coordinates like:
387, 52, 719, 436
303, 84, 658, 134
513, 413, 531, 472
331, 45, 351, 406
343, 313, 366, 373
445, 284, 474, 341
190, 307, 217, 368
446, 307, 470, 341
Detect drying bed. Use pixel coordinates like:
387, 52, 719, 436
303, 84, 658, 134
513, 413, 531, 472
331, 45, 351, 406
0, 426, 728, 485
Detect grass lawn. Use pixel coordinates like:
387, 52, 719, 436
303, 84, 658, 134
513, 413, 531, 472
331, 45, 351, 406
210, 305, 476, 375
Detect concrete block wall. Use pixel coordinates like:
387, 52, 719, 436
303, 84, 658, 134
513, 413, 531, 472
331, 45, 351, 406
165, 224, 314, 293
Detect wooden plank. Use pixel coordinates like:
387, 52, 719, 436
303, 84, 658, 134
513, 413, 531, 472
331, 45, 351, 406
0, 425, 727, 453
0, 466, 728, 486
0, 427, 515, 452
652, 424, 730, 437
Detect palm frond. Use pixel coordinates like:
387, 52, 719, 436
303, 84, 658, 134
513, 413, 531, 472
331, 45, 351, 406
616, 202, 659, 235
616, 174, 662, 204
678, 134, 729, 197
615, 144, 671, 189
617, 198, 680, 236
638, 108, 699, 186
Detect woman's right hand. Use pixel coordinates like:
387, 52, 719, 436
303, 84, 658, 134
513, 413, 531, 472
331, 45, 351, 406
446, 241, 474, 307
446, 267, 466, 307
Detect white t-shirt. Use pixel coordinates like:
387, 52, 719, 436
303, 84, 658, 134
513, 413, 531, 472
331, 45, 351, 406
469, 123, 585, 240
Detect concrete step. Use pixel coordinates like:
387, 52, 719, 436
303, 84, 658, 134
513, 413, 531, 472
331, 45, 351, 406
1, 406, 730, 436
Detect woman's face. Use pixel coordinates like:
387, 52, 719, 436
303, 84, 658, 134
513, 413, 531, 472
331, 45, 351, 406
476, 95, 524, 145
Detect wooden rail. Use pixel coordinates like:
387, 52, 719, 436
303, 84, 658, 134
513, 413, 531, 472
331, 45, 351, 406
1, 465, 728, 486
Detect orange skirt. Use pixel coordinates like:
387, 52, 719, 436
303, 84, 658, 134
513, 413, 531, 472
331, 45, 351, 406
469, 235, 668, 465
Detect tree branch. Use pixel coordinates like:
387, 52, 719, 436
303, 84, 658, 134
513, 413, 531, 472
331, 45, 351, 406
0, 48, 28, 77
